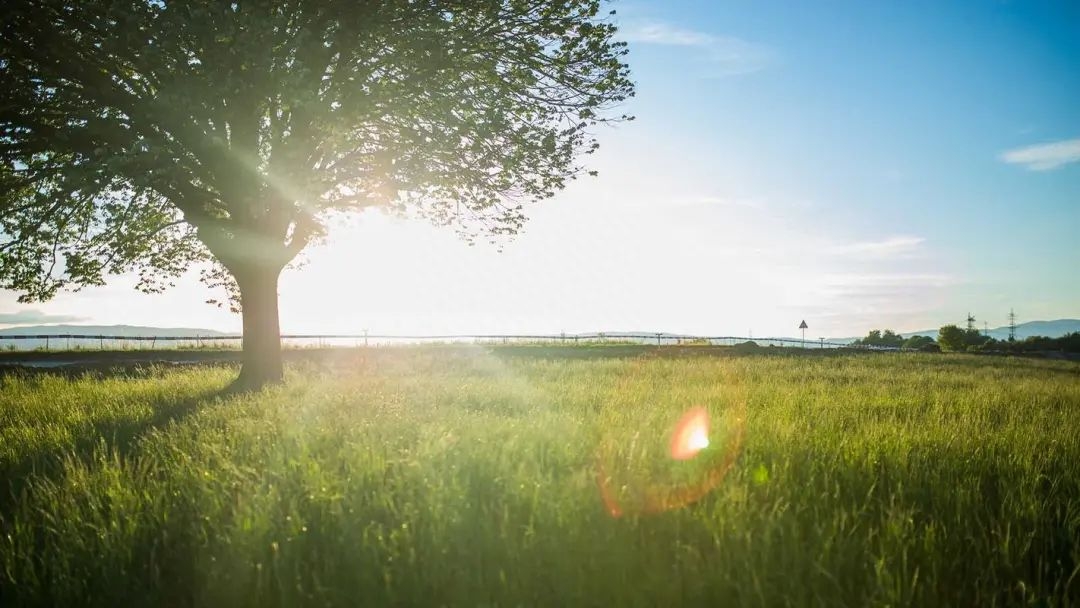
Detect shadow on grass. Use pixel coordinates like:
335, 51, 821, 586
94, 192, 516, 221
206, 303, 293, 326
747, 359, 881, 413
0, 381, 232, 518
917, 353, 1080, 377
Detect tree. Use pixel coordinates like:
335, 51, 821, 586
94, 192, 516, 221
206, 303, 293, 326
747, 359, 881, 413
0, 0, 634, 389
962, 328, 992, 350
851, 328, 904, 348
1006, 332, 1080, 354
881, 329, 902, 346
902, 335, 935, 350
937, 325, 965, 352
851, 329, 880, 346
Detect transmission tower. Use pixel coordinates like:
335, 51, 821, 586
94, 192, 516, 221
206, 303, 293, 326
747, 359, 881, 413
1008, 308, 1017, 341
966, 313, 976, 332
983, 321, 989, 336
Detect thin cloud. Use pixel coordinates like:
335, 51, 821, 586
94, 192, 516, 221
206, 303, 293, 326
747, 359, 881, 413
827, 236, 926, 258
623, 194, 764, 210
625, 23, 714, 47
670, 195, 762, 208
621, 22, 774, 76
0, 309, 86, 325
1000, 138, 1080, 171
820, 272, 956, 289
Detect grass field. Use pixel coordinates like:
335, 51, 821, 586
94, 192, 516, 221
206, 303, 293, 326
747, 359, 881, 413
1, 348, 1078, 606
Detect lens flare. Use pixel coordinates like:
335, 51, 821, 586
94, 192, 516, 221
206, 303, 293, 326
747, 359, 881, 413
595, 355, 746, 518
669, 406, 710, 460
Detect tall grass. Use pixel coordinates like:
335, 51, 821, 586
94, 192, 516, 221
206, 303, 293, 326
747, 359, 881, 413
1, 350, 1077, 606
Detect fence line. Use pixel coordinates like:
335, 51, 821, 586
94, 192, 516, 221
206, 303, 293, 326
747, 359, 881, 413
0, 332, 896, 351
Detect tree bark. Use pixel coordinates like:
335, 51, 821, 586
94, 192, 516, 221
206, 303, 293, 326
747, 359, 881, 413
232, 264, 284, 391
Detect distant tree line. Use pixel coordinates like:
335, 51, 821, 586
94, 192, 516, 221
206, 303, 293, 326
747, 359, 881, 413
850, 330, 936, 350
937, 326, 1080, 353
851, 326, 1080, 354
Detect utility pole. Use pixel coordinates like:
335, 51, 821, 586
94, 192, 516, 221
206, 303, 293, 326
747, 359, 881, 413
1008, 308, 1017, 341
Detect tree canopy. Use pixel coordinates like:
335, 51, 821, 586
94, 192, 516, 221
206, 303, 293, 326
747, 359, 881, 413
936, 325, 967, 352
0, 0, 635, 387
937, 326, 1079, 354
851, 328, 905, 348
901, 334, 935, 350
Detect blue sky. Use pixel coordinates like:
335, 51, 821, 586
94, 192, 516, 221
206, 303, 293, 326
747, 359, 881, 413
601, 0, 1080, 333
1, 0, 1078, 337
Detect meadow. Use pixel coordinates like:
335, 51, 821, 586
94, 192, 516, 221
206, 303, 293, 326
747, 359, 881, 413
1, 347, 1078, 606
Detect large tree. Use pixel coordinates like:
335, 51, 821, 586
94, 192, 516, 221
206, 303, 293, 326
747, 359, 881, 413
0, 0, 634, 388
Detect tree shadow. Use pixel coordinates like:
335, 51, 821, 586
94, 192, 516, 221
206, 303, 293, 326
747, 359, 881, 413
0, 383, 232, 518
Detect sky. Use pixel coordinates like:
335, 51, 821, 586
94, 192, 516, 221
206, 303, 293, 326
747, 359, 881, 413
2, 0, 1078, 338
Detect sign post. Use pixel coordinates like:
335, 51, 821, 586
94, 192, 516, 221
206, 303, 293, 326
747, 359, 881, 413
799, 320, 808, 345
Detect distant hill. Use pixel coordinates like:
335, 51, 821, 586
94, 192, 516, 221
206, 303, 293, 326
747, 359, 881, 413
0, 324, 231, 337
0, 324, 235, 351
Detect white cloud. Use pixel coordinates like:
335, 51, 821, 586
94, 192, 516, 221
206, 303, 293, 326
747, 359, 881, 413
621, 22, 774, 76
1000, 138, 1080, 171
827, 236, 925, 258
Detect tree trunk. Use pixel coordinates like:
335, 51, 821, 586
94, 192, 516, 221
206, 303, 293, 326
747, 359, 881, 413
232, 264, 284, 391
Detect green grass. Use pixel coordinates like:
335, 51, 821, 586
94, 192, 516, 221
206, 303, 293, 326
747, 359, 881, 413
1, 349, 1078, 606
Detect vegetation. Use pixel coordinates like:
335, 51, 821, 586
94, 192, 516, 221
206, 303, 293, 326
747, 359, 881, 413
0, 0, 634, 389
901, 334, 936, 350
980, 332, 1080, 354
1000, 331, 1080, 353
2, 349, 1078, 606
937, 324, 1080, 354
936, 324, 968, 352
851, 329, 904, 348
849, 329, 935, 350
936, 324, 992, 352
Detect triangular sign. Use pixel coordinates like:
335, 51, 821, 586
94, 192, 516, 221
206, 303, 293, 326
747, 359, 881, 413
798, 320, 808, 329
